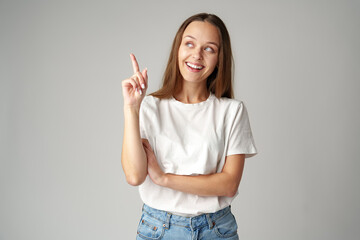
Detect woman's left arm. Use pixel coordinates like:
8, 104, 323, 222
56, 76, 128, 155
143, 140, 245, 197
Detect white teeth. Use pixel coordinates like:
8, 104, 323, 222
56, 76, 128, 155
186, 62, 203, 70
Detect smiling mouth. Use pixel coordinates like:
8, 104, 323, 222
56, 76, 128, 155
186, 62, 204, 70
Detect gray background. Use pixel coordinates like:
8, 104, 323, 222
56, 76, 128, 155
1, 0, 359, 239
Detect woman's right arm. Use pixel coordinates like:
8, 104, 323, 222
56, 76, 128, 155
121, 54, 148, 186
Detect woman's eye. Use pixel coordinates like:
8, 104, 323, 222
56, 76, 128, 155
186, 42, 194, 47
205, 47, 214, 52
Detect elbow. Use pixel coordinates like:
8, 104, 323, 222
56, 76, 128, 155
225, 183, 239, 198
225, 189, 238, 198
126, 174, 146, 186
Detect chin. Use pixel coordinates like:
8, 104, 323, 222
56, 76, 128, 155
180, 74, 210, 84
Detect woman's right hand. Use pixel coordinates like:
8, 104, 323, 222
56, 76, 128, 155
122, 54, 148, 108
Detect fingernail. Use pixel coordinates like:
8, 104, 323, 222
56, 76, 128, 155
141, 84, 145, 89
139, 89, 142, 95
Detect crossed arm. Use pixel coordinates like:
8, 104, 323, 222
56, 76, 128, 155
121, 114, 245, 197
142, 139, 245, 197
122, 125, 245, 196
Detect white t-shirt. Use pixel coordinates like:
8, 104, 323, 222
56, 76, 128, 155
139, 92, 257, 216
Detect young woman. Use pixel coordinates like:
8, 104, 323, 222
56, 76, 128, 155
122, 13, 257, 240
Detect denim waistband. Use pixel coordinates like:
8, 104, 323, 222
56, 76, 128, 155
142, 204, 232, 230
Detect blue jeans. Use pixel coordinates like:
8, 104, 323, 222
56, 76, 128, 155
136, 204, 239, 240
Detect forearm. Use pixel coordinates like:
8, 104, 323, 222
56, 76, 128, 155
121, 106, 147, 186
160, 172, 240, 197
144, 139, 245, 197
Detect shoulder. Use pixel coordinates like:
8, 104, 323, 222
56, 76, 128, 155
142, 95, 158, 106
216, 97, 245, 111
141, 95, 169, 106
213, 97, 251, 123
140, 95, 170, 112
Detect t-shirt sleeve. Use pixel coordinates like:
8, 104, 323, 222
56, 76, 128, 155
226, 102, 258, 158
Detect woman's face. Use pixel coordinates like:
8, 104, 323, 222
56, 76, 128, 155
178, 21, 220, 84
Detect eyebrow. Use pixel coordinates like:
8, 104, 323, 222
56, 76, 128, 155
184, 35, 219, 48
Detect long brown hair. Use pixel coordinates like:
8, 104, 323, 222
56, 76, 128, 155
151, 13, 234, 99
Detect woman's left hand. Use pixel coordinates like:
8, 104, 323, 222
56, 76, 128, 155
142, 139, 166, 186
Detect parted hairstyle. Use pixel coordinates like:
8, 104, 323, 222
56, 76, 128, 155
150, 13, 234, 99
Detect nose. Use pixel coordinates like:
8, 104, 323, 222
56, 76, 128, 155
192, 47, 203, 60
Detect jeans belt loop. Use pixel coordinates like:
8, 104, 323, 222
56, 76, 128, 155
205, 213, 214, 229
164, 212, 171, 229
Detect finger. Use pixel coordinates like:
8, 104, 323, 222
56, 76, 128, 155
123, 78, 140, 95
128, 73, 142, 95
130, 53, 140, 74
132, 74, 145, 95
122, 78, 138, 91
142, 143, 152, 154
136, 71, 146, 91
143, 146, 149, 155
142, 68, 148, 89
142, 142, 150, 151
142, 139, 151, 148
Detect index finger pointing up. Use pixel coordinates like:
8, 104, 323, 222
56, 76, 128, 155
130, 53, 140, 73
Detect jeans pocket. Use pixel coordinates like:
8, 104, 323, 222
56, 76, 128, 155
137, 214, 165, 240
213, 211, 238, 238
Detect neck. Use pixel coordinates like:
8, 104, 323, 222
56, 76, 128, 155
174, 81, 209, 104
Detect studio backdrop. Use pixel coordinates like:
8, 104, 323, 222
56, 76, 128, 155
1, 0, 359, 239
